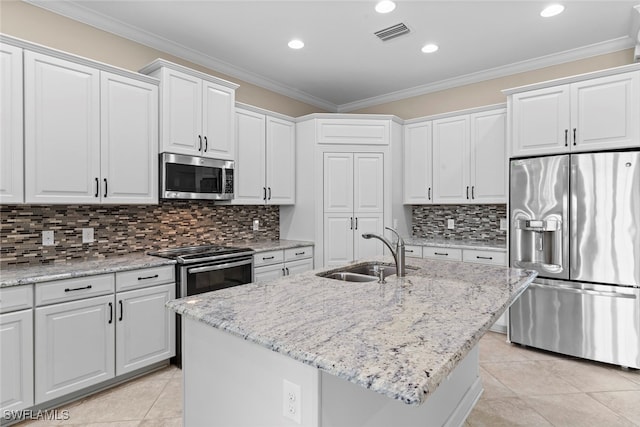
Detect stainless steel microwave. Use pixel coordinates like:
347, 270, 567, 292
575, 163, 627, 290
160, 153, 234, 200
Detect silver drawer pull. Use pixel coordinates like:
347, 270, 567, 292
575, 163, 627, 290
406, 249, 414, 253
434, 252, 448, 256
138, 274, 159, 280
263, 256, 275, 260
476, 256, 493, 260
65, 285, 92, 292
295, 252, 306, 256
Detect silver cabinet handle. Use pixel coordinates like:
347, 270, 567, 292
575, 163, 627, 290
466, 186, 469, 199
95, 177, 99, 198
262, 256, 275, 260
355, 217, 358, 230
573, 128, 577, 146
65, 285, 92, 292
434, 252, 449, 256
204, 136, 208, 152
286, 267, 290, 275
350, 217, 353, 230
263, 187, 266, 201
471, 186, 474, 199
198, 135, 202, 151
103, 178, 108, 198
268, 187, 272, 200
476, 256, 492, 260
295, 251, 305, 256
138, 274, 159, 280
428, 187, 431, 200
564, 129, 568, 147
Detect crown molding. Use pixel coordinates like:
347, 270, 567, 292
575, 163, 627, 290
337, 36, 635, 112
24, 0, 339, 112
24, 1, 635, 114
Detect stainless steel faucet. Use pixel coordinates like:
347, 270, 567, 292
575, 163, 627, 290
362, 227, 406, 277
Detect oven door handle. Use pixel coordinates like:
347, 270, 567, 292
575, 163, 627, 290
187, 259, 253, 274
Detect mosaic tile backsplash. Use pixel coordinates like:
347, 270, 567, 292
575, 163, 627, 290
0, 202, 279, 267
412, 204, 507, 243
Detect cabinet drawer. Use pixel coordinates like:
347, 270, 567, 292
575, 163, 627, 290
116, 265, 175, 292
423, 247, 462, 261
316, 119, 390, 145
254, 263, 285, 283
0, 285, 34, 314
463, 250, 506, 266
284, 246, 313, 262
36, 274, 115, 306
404, 245, 423, 258
253, 250, 285, 267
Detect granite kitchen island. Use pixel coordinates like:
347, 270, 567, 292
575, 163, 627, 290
167, 257, 536, 427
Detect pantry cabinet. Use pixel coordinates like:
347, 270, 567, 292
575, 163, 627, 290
0, 43, 24, 204
23, 51, 158, 204
235, 106, 295, 205
141, 60, 238, 160
510, 69, 640, 157
323, 152, 384, 266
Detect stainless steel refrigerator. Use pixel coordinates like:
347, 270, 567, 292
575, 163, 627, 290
509, 150, 640, 368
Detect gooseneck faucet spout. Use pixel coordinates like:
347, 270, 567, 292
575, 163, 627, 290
362, 227, 406, 277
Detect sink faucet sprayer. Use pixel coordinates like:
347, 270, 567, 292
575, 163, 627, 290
362, 227, 406, 277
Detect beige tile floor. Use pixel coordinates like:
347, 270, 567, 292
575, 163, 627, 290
17, 331, 640, 427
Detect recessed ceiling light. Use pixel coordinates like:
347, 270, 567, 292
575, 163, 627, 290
421, 43, 439, 53
375, 0, 396, 14
540, 4, 565, 17
288, 39, 304, 49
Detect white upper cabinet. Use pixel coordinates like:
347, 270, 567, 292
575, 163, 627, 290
234, 106, 295, 205
432, 115, 470, 204
316, 119, 390, 145
571, 72, 639, 151
24, 51, 101, 204
510, 69, 640, 157
324, 153, 354, 213
403, 121, 433, 204
100, 72, 158, 204
353, 153, 384, 213
22, 49, 159, 205
142, 60, 238, 160
265, 116, 295, 204
470, 109, 507, 203
0, 43, 24, 204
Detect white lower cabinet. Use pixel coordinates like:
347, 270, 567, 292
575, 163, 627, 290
1, 308, 34, 412
253, 247, 314, 282
35, 294, 115, 404
115, 284, 175, 375
33, 266, 176, 406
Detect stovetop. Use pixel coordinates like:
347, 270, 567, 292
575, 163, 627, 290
148, 245, 254, 264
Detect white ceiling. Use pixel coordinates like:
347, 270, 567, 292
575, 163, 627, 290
26, 1, 640, 112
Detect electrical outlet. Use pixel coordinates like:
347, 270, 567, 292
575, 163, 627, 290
42, 230, 54, 246
499, 218, 507, 231
282, 379, 301, 424
253, 219, 260, 231
447, 219, 455, 229
82, 227, 94, 243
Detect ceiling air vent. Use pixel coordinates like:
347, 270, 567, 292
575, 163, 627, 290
374, 23, 410, 41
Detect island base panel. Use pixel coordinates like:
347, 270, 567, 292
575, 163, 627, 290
183, 317, 482, 427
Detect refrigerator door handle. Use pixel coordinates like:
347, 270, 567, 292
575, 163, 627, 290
529, 282, 637, 299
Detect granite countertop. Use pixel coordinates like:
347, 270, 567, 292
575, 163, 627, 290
404, 237, 506, 252
243, 239, 314, 253
0, 254, 176, 288
167, 256, 536, 406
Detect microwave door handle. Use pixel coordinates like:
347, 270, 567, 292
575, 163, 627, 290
187, 259, 253, 274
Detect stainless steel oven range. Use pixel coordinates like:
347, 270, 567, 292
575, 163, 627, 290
148, 245, 255, 367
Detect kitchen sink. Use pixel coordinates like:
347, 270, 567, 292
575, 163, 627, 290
318, 263, 398, 282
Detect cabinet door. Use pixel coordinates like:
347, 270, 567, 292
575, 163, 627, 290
35, 294, 115, 404
323, 214, 354, 267
202, 81, 235, 160
266, 116, 295, 204
0, 44, 24, 204
354, 153, 384, 213
511, 85, 570, 157
353, 213, 384, 260
470, 109, 507, 203
285, 258, 314, 276
101, 72, 158, 204
254, 263, 285, 283
403, 122, 432, 204
160, 67, 202, 155
24, 51, 100, 204
323, 153, 354, 213
432, 115, 470, 204
235, 108, 266, 204
116, 284, 175, 375
0, 309, 34, 412
571, 71, 640, 151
